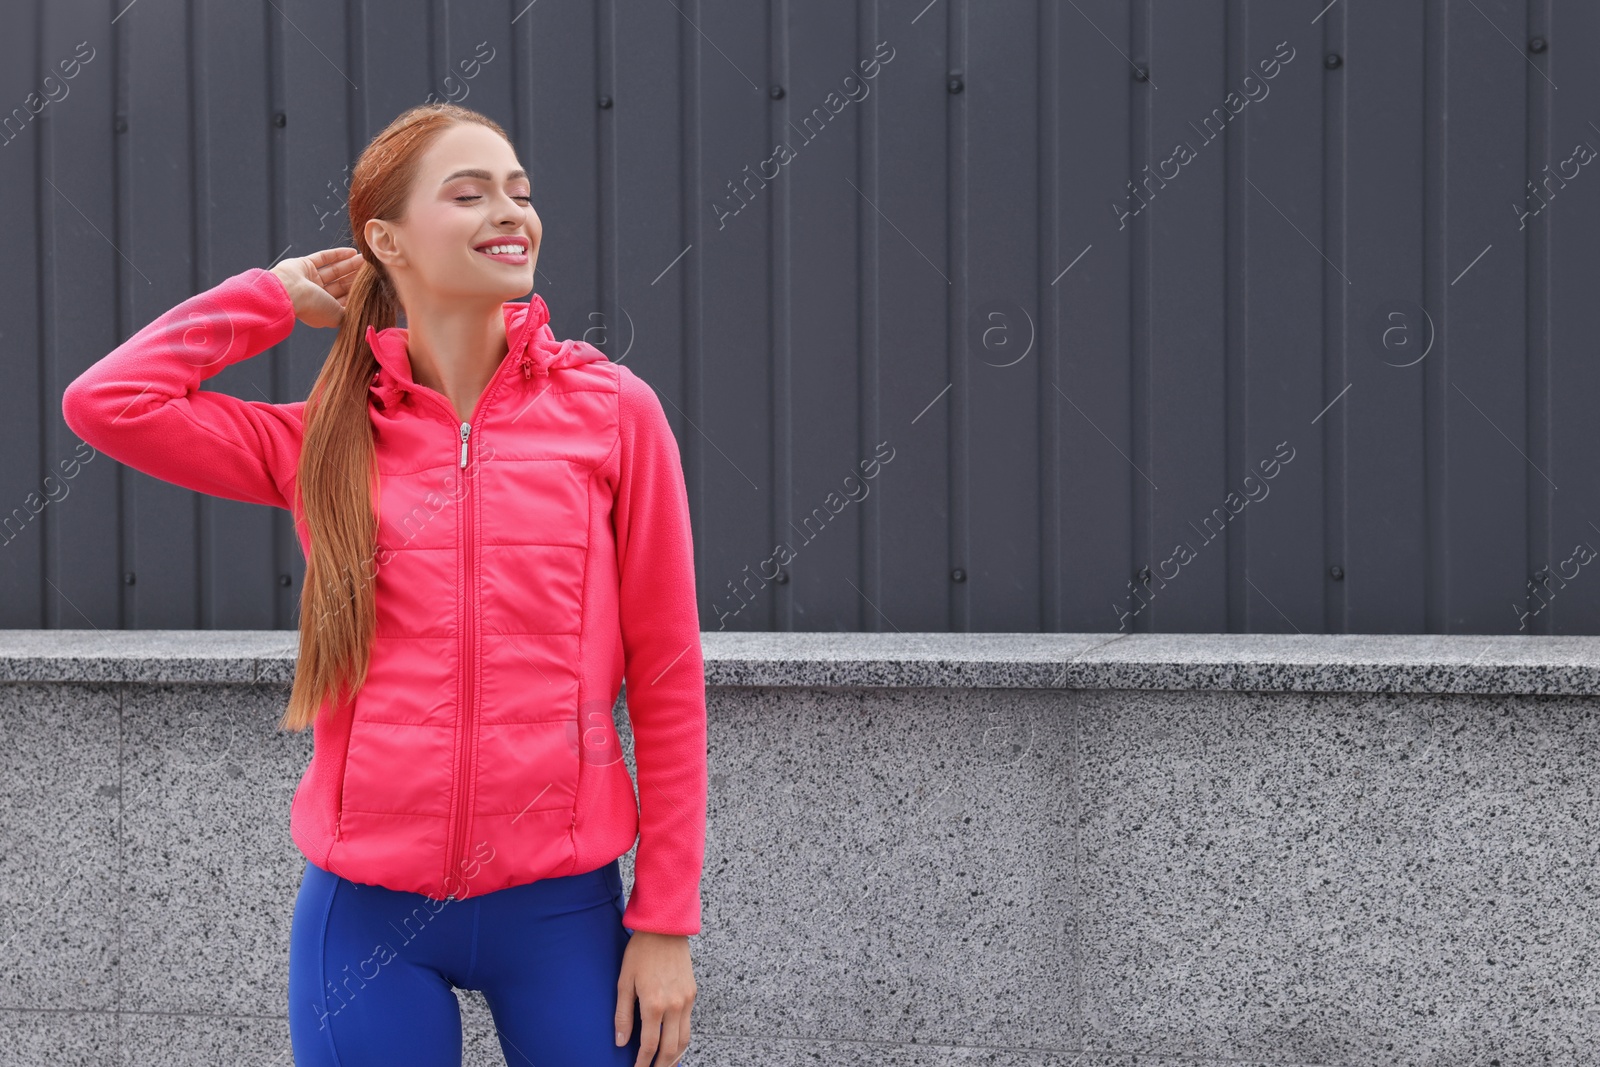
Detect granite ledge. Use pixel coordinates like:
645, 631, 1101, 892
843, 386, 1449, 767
3, 630, 1600, 695
0, 629, 297, 684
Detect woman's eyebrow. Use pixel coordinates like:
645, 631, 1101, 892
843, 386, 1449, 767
439, 168, 529, 185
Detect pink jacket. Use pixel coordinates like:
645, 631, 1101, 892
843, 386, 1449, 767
61, 267, 707, 935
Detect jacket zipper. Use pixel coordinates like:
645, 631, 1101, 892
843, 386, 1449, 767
450, 419, 475, 895
384, 325, 535, 898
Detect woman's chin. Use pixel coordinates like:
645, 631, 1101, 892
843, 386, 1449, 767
468, 267, 537, 302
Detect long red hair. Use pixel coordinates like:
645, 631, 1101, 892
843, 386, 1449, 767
281, 103, 511, 732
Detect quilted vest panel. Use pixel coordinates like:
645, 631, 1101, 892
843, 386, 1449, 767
328, 324, 619, 898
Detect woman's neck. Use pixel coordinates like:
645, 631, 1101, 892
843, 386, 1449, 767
400, 297, 509, 423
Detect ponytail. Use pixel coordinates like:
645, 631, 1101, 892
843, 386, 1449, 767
279, 260, 396, 731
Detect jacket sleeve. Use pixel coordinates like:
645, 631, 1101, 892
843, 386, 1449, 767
613, 366, 708, 936
60, 267, 304, 512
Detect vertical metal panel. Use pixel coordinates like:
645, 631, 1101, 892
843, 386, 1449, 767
361, 0, 431, 131
1343, 1, 1428, 632
198, 0, 285, 628
1317, 0, 1349, 636
1239, 2, 1325, 634
781, 0, 871, 630
14, 0, 1600, 635
966, 0, 1042, 631
1145, 0, 1230, 631
1055, 0, 1133, 634
1546, 0, 1600, 634
3, 0, 46, 622
872, 2, 954, 632
693, 3, 772, 632
1438, 0, 1530, 631
123, 0, 201, 628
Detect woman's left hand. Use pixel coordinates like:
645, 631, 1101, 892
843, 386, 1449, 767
615, 931, 695, 1066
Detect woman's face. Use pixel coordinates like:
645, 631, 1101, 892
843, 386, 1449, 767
366, 122, 542, 307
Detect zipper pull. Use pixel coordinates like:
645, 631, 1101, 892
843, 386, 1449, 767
459, 422, 471, 468
519, 354, 533, 380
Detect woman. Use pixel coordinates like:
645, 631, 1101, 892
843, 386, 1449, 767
61, 103, 703, 1067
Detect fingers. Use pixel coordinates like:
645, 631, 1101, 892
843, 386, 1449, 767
633, 998, 663, 1067
638, 1012, 688, 1066
306, 246, 360, 266
635, 997, 693, 1066
313, 248, 364, 296
671, 1001, 693, 1065
322, 261, 363, 300
614, 973, 635, 1051
655, 999, 691, 1066
282, 248, 362, 305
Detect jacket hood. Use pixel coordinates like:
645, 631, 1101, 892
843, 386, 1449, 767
364, 293, 608, 409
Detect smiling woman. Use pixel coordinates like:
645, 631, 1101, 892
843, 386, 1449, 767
357, 124, 545, 415
59, 102, 702, 1067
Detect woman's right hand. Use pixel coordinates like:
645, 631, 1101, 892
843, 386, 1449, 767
270, 247, 365, 329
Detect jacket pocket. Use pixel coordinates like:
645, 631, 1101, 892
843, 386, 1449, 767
334, 718, 356, 841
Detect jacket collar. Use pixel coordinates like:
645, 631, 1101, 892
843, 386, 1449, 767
364, 293, 595, 410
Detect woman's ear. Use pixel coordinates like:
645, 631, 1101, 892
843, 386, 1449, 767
365, 218, 405, 270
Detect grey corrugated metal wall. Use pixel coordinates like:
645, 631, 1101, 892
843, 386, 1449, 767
3, 0, 1595, 636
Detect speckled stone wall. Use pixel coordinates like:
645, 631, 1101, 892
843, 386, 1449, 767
1, 631, 1596, 1065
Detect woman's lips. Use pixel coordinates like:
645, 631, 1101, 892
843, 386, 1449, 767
475, 245, 529, 264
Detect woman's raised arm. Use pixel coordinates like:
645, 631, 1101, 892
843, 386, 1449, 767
60, 249, 360, 511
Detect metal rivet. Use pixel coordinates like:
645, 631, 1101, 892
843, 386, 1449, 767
278, 574, 293, 587
951, 568, 966, 582
598, 96, 613, 109
123, 572, 136, 585
1329, 565, 1344, 581
775, 570, 789, 584
1529, 37, 1547, 53
769, 85, 784, 100
113, 116, 127, 133
947, 75, 964, 94
1137, 566, 1151, 583
1133, 66, 1149, 83
272, 112, 286, 128
1325, 53, 1343, 69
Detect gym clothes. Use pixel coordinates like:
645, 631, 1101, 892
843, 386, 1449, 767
288, 852, 644, 1065
61, 267, 707, 935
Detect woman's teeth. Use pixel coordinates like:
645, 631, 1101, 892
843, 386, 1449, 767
479, 244, 524, 255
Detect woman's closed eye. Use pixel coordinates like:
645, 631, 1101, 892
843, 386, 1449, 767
456, 194, 532, 203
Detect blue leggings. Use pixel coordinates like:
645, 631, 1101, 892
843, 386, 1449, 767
288, 856, 643, 1065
